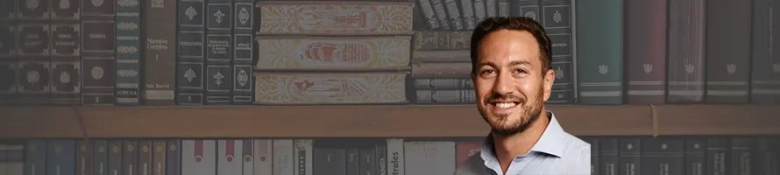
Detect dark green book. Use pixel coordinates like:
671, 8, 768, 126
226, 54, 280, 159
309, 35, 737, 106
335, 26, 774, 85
574, 0, 623, 105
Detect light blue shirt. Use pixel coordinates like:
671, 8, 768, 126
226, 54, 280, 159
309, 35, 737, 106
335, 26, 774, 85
454, 112, 591, 175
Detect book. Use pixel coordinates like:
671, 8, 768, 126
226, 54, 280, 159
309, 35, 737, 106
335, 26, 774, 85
574, 0, 623, 105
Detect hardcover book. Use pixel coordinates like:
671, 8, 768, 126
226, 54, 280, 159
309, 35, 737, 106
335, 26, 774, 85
177, 0, 206, 105
254, 1, 414, 35
255, 36, 412, 71
115, 0, 142, 105
143, 0, 178, 105
50, 0, 81, 105
575, 0, 623, 105
81, 0, 117, 106
205, 0, 234, 105
253, 73, 409, 105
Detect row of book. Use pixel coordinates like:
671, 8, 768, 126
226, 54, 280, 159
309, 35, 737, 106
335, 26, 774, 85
0, 0, 778, 107
0, 136, 778, 175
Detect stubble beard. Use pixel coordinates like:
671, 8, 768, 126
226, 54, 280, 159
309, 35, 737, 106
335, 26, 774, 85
479, 87, 545, 137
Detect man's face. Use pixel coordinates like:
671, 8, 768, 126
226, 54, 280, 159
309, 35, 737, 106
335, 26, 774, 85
472, 29, 554, 136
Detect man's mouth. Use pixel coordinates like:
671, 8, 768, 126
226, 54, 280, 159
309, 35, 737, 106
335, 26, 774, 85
494, 102, 518, 109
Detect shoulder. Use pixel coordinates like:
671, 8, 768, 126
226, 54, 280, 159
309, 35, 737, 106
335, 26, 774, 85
453, 151, 488, 175
558, 133, 591, 174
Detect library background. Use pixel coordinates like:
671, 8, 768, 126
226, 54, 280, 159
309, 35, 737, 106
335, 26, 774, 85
0, 0, 778, 174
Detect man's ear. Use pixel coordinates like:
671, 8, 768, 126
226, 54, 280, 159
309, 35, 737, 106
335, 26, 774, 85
543, 68, 555, 102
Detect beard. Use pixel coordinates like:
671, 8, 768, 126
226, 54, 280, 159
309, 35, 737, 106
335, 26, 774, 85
479, 86, 546, 137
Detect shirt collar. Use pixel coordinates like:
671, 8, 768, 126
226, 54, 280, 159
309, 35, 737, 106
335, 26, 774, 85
479, 111, 568, 161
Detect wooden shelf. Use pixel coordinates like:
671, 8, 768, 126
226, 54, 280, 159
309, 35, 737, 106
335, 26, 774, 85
0, 105, 778, 139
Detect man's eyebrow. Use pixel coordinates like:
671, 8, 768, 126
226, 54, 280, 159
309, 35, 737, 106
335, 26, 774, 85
509, 60, 532, 67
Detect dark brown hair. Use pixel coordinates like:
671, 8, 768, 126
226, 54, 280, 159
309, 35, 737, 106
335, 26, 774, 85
470, 17, 552, 74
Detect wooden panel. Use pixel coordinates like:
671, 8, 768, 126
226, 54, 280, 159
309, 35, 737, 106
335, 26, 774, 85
0, 105, 777, 138
656, 105, 780, 135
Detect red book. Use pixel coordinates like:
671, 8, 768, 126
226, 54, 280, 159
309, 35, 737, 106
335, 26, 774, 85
625, 0, 667, 104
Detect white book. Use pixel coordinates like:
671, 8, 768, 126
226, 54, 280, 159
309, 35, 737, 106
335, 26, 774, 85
272, 140, 293, 175
386, 138, 405, 175
182, 140, 217, 175
292, 140, 313, 175
252, 140, 272, 175
403, 141, 456, 175
242, 140, 253, 175
218, 140, 243, 175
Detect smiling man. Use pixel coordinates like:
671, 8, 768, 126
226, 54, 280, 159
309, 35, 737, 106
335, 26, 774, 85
454, 17, 590, 175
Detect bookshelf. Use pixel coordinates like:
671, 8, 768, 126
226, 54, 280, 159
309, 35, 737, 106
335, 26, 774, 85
0, 105, 777, 139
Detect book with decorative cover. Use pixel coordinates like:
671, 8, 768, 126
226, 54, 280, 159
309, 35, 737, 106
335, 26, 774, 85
177, 0, 206, 105
17, 0, 51, 105
254, 1, 414, 35
116, 0, 142, 105
81, 0, 117, 106
575, 0, 623, 105
232, 0, 254, 104
50, 0, 81, 105
205, 0, 233, 105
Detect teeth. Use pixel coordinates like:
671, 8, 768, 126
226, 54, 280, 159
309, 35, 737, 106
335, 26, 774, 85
495, 102, 516, 109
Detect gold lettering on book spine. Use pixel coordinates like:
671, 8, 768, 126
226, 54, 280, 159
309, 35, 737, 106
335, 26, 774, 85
256, 3, 413, 34
254, 73, 407, 104
255, 37, 410, 70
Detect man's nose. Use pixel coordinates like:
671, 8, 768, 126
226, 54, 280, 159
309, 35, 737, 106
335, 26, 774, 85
492, 71, 513, 95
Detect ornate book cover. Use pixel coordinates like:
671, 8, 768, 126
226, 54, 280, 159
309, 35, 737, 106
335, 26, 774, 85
254, 73, 409, 105
255, 1, 414, 35
255, 36, 412, 71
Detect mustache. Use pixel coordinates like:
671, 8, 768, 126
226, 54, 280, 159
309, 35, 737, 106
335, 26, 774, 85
485, 93, 525, 103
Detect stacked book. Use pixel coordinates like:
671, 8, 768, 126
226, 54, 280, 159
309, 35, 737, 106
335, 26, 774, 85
252, 0, 415, 105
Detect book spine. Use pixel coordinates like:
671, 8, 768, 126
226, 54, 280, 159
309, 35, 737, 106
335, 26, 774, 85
666, 0, 705, 103
217, 140, 242, 175
122, 140, 137, 175
375, 142, 388, 175
346, 148, 359, 175
459, 0, 475, 30
414, 89, 475, 104
255, 1, 414, 35
50, 0, 81, 105
143, 0, 178, 105
205, 0, 233, 105
46, 140, 76, 175
165, 140, 181, 175
17, 0, 50, 105
411, 50, 470, 63
575, 0, 623, 105
542, 0, 574, 104
751, 0, 780, 104
473, 0, 486, 23
253, 73, 409, 105
509, 0, 539, 21
485, 0, 496, 17
625, 0, 666, 104
77, 141, 94, 175
599, 138, 618, 175
444, 0, 464, 30
413, 31, 471, 50
293, 140, 313, 175
706, 138, 729, 175
685, 138, 706, 175
109, 141, 123, 175
386, 138, 405, 175
640, 138, 684, 175
241, 139, 253, 175
81, 0, 117, 106
0, 0, 16, 105
182, 140, 216, 175
138, 141, 152, 175
729, 138, 753, 175
152, 140, 166, 175
756, 138, 779, 175
115, 0, 141, 105
252, 139, 272, 175
430, 0, 452, 30
411, 62, 471, 78
232, 0, 253, 104
254, 36, 412, 71
360, 143, 376, 175
177, 0, 206, 105
6, 143, 24, 175
705, 0, 751, 104
417, 0, 441, 30
272, 140, 293, 175
312, 146, 346, 175
93, 140, 108, 175
414, 78, 473, 89
498, 0, 509, 17
24, 140, 46, 175
618, 138, 640, 175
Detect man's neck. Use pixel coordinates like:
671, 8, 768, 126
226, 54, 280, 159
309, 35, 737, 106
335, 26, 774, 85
491, 110, 551, 174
